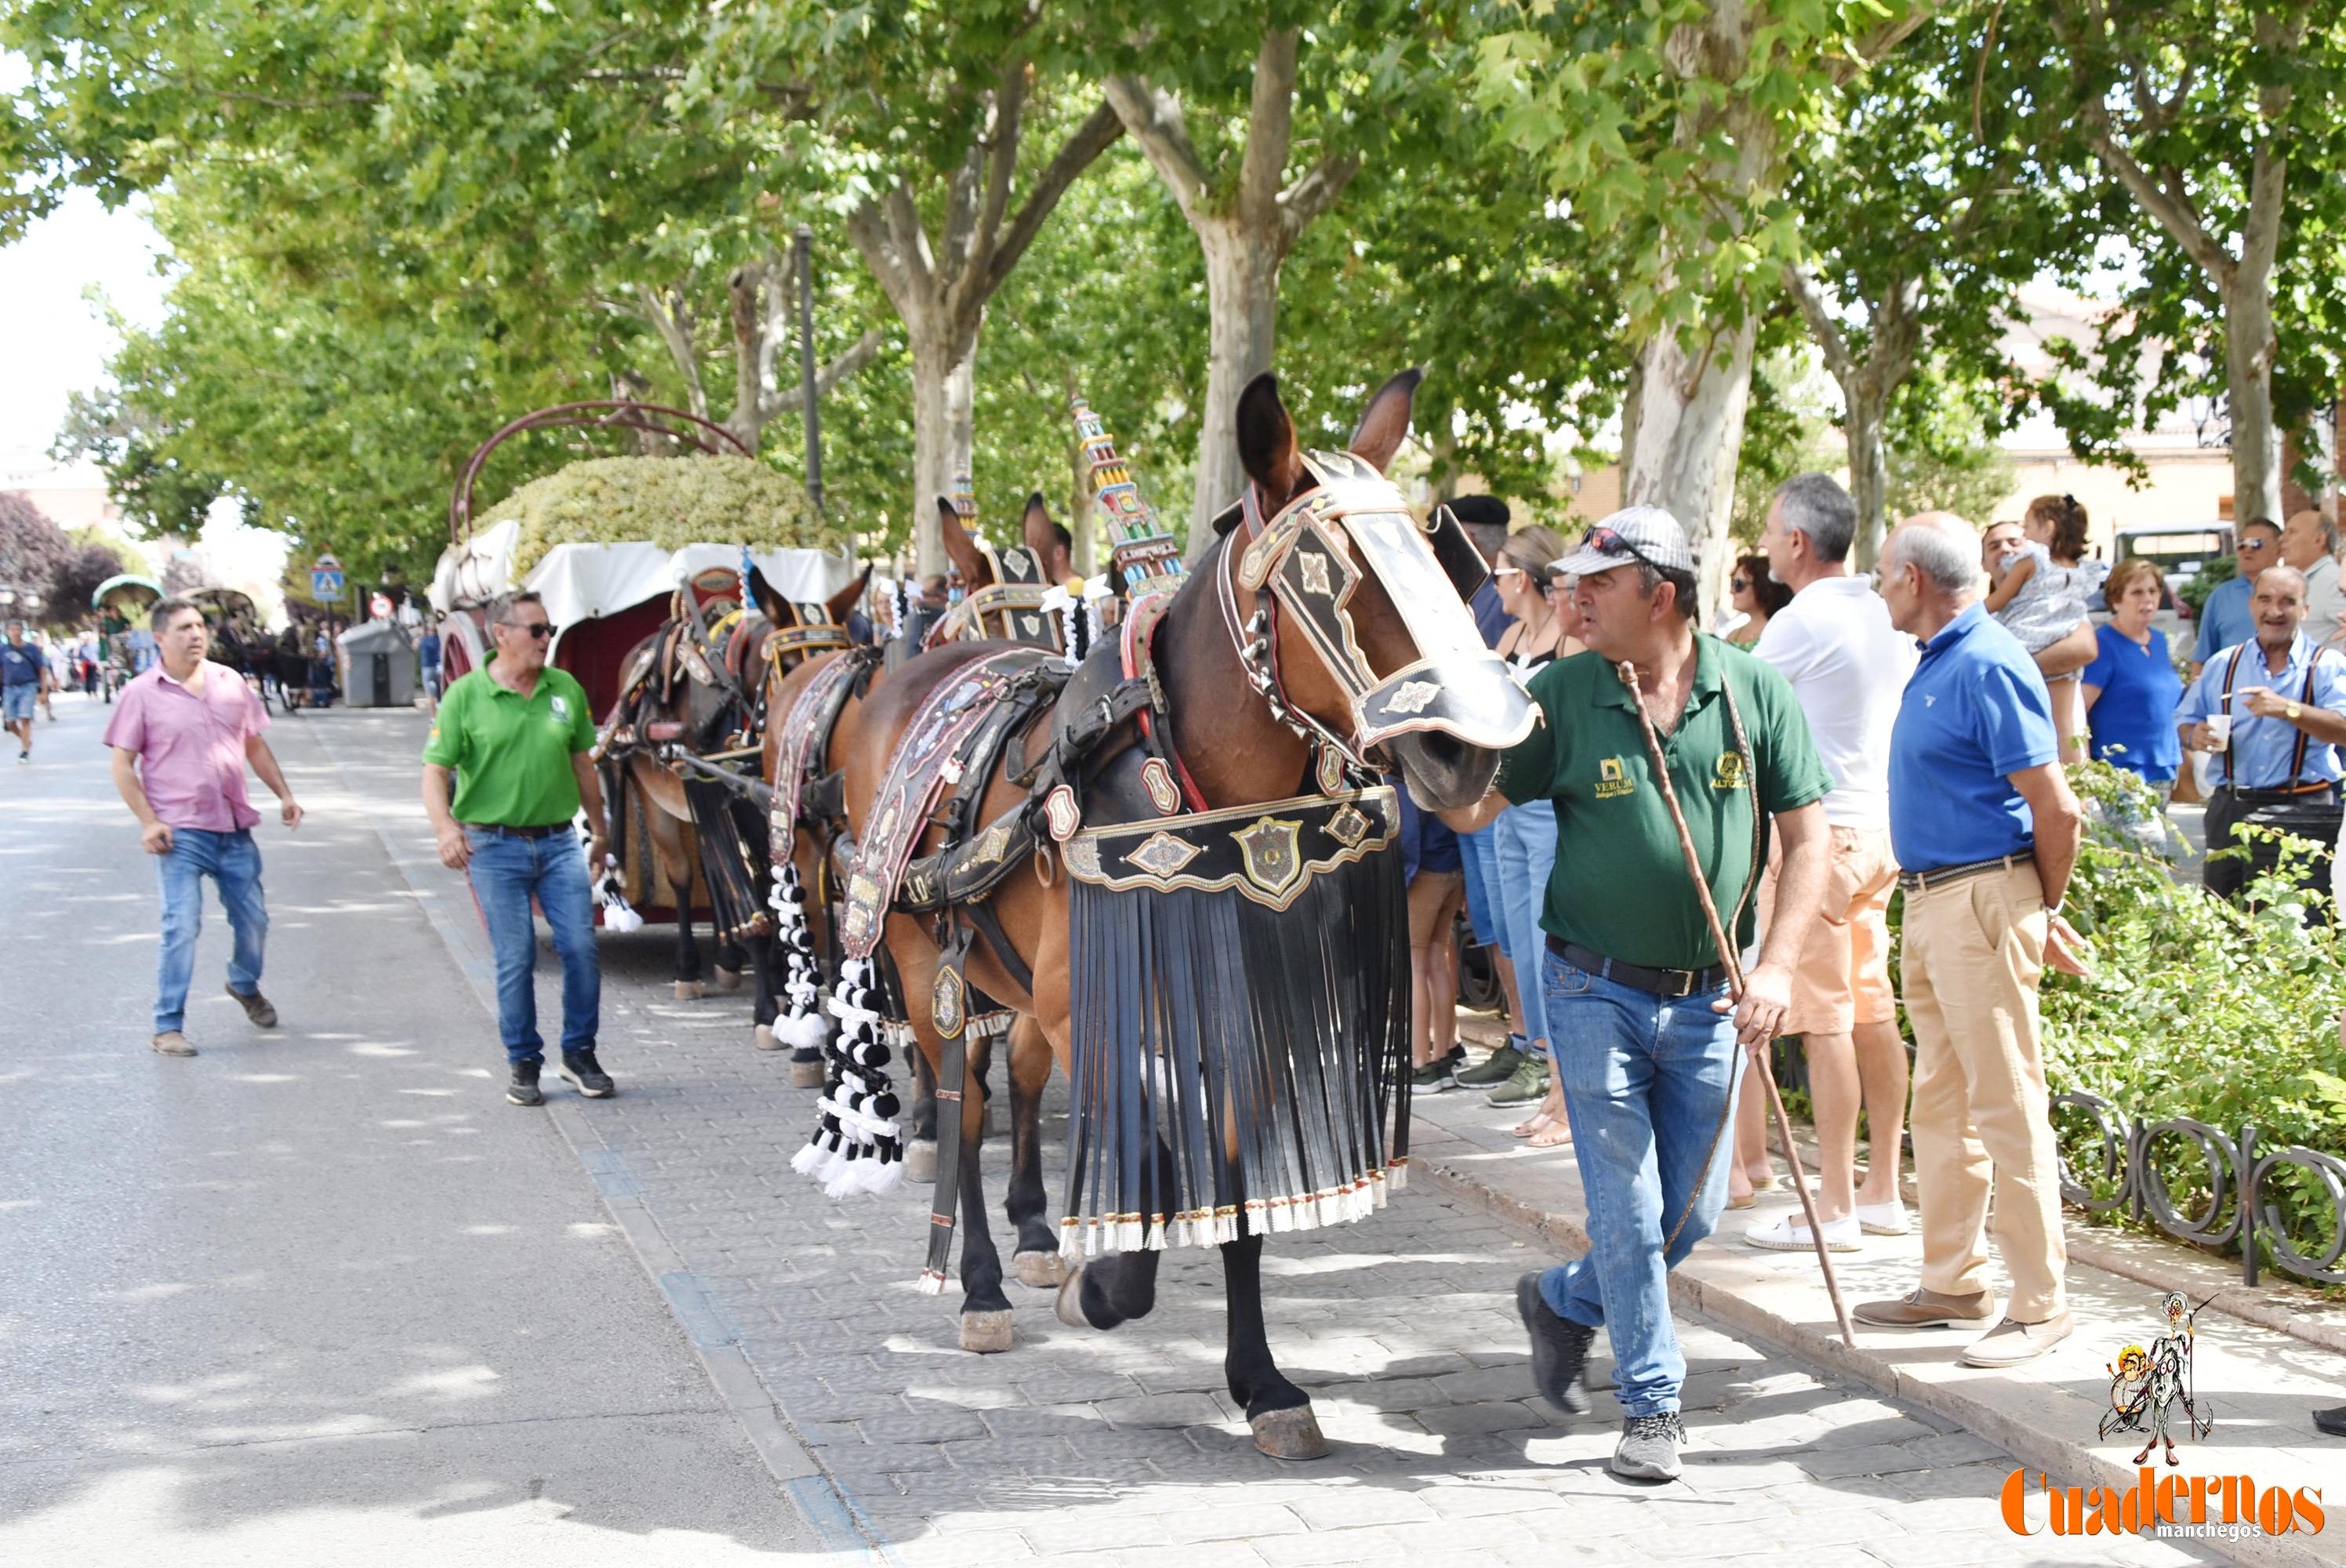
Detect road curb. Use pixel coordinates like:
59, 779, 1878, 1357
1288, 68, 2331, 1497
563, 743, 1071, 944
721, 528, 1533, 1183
1421, 1151, 2326, 1568
304, 710, 900, 1564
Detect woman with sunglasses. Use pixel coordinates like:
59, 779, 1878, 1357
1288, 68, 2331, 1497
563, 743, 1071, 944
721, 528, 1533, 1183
1485, 525, 1577, 1144
1726, 554, 1792, 648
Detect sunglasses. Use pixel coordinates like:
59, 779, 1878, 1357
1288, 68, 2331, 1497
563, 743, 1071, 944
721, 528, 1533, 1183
1582, 524, 1661, 572
1493, 564, 1526, 581
1730, 576, 1751, 592
505, 621, 556, 639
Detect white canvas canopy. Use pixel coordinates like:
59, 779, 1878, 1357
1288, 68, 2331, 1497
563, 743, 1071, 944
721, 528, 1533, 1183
429, 524, 852, 626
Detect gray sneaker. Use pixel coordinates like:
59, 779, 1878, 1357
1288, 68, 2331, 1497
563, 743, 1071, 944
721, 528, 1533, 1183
150, 1030, 198, 1057
1611, 1411, 1685, 1481
1456, 1040, 1527, 1087
1486, 1056, 1550, 1106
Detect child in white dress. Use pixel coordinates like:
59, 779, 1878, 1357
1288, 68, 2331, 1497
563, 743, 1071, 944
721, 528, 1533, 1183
1986, 494, 2093, 762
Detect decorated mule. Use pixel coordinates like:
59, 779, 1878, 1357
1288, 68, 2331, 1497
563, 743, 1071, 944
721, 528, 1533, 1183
761, 488, 1091, 1199
599, 561, 868, 1033
796, 368, 1533, 1456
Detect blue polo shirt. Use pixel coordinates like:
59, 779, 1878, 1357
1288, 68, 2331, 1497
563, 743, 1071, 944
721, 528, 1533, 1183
2192, 575, 2257, 666
0, 641, 44, 688
1888, 604, 2060, 871
2174, 633, 2346, 790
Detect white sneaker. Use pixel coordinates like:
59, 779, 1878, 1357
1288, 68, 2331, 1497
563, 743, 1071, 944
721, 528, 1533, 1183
1854, 1200, 1911, 1236
1745, 1212, 1862, 1252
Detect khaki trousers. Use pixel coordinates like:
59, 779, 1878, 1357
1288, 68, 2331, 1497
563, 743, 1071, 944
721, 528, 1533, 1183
1898, 860, 2068, 1321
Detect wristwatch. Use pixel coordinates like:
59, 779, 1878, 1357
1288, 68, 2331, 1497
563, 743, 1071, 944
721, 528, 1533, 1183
2288, 701, 2304, 721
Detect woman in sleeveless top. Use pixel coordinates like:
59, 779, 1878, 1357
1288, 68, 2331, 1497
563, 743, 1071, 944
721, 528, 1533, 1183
1489, 526, 1581, 1146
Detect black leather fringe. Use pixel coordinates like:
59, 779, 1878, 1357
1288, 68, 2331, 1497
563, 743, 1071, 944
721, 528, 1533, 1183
683, 779, 770, 942
1060, 843, 1411, 1256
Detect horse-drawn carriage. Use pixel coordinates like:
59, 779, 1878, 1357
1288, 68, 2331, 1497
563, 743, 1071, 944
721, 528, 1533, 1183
427, 403, 856, 1029
91, 573, 164, 695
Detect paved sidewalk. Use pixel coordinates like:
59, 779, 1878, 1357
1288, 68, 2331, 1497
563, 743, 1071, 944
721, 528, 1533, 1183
303, 703, 2232, 1568
0, 692, 820, 1566
1412, 1022, 2346, 1568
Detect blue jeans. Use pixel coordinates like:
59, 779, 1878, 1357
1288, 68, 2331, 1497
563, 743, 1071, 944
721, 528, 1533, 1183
465, 829, 600, 1062
155, 828, 267, 1034
1457, 822, 1502, 946
1537, 949, 1740, 1417
1492, 803, 1560, 1051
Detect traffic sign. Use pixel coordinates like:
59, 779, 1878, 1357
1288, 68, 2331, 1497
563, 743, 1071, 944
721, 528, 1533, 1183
369, 591, 392, 620
311, 553, 344, 602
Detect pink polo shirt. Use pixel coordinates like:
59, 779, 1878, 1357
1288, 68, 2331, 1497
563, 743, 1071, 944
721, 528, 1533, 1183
103, 661, 271, 831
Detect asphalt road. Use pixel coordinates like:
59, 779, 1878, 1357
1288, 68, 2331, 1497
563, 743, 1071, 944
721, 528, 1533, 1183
0, 691, 823, 1566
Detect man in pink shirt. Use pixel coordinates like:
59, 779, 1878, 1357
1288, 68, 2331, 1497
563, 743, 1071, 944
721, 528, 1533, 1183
105, 597, 305, 1056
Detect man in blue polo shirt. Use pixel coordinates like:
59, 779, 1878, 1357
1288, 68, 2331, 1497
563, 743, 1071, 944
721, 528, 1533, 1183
2189, 517, 2278, 678
2177, 564, 2346, 902
1859, 511, 2086, 1369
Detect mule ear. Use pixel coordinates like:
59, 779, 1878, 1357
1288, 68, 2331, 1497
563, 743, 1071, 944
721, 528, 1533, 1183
1023, 492, 1073, 583
1236, 372, 1306, 509
824, 563, 873, 626
936, 496, 994, 588
744, 563, 793, 628
1349, 367, 1422, 475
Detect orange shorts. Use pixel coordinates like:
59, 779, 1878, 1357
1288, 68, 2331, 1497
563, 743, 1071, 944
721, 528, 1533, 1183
1762, 824, 1899, 1037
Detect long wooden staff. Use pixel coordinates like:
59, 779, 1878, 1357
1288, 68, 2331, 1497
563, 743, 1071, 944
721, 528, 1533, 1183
1617, 660, 1857, 1348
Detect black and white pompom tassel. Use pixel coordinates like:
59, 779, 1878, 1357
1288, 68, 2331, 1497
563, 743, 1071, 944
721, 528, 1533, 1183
790, 956, 903, 1196
766, 862, 829, 1052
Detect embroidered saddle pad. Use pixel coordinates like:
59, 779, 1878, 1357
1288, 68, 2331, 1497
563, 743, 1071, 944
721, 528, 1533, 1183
839, 648, 1053, 959
768, 648, 872, 863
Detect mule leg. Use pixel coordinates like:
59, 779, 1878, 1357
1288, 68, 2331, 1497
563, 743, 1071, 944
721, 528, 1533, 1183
903, 1048, 940, 1185
672, 906, 705, 1000
748, 930, 781, 1050
1055, 1136, 1175, 1330
953, 1085, 1015, 1354
1004, 1018, 1062, 1287
714, 938, 746, 993
1220, 1232, 1324, 1459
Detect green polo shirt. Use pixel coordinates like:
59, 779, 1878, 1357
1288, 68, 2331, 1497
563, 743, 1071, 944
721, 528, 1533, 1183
1494, 636, 1832, 971
422, 666, 598, 827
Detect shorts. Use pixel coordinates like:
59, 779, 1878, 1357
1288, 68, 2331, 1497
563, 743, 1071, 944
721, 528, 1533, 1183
423, 670, 443, 699
2, 684, 36, 724
1762, 823, 1898, 1037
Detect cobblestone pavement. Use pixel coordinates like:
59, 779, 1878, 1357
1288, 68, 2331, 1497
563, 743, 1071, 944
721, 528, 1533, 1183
318, 707, 2222, 1568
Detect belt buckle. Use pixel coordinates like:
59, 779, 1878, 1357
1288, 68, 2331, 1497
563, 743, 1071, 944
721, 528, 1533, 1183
1662, 968, 1694, 999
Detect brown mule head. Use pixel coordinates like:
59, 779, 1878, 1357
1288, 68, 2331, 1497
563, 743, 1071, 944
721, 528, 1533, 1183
1023, 493, 1074, 586
1233, 368, 1534, 811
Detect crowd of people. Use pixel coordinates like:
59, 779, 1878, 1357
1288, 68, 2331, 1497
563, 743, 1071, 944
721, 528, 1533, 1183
1412, 479, 2346, 1478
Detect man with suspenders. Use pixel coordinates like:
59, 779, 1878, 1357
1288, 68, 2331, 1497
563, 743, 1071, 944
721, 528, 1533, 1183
2177, 566, 2346, 902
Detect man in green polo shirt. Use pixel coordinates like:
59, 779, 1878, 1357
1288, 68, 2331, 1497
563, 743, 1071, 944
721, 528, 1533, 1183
1444, 506, 1834, 1483
422, 590, 616, 1108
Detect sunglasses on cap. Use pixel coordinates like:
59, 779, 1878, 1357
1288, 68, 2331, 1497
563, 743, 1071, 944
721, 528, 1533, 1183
1582, 524, 1665, 572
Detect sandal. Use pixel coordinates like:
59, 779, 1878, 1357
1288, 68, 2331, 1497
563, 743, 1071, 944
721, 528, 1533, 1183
1513, 1085, 1568, 1141
1512, 1107, 1557, 1139
1528, 1116, 1572, 1149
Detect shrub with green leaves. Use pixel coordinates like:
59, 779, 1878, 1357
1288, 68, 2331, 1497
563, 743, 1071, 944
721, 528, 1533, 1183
2045, 762, 2346, 1279
473, 456, 841, 581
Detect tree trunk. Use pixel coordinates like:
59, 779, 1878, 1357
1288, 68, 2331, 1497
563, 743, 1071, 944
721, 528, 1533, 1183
908, 329, 980, 577
1846, 382, 1891, 572
1622, 318, 1760, 618
2222, 274, 2282, 526
1191, 223, 1283, 557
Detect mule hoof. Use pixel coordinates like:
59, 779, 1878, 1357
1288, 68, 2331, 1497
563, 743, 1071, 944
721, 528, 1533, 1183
1250, 1406, 1330, 1461
903, 1139, 938, 1185
673, 980, 704, 1001
754, 1024, 779, 1052
1015, 1250, 1066, 1290
789, 1052, 826, 1088
714, 967, 743, 993
1054, 1261, 1093, 1329
959, 1309, 1015, 1354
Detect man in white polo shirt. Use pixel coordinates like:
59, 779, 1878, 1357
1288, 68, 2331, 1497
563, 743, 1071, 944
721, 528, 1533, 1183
1745, 474, 1919, 1251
